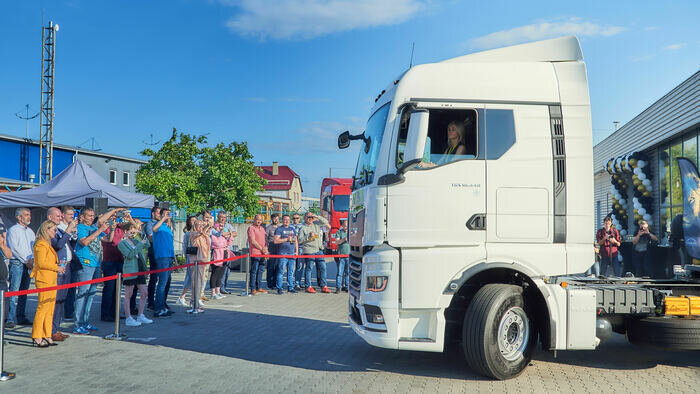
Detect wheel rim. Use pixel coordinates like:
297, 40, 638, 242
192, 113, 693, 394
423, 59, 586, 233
497, 307, 529, 361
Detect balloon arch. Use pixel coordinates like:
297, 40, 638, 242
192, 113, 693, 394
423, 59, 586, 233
605, 152, 654, 236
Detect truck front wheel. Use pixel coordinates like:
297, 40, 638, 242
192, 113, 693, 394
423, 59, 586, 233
462, 284, 536, 380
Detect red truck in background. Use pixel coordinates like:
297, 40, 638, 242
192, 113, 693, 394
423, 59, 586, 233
320, 177, 352, 254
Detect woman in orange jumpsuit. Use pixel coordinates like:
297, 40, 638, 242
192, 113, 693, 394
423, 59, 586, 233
31, 220, 64, 347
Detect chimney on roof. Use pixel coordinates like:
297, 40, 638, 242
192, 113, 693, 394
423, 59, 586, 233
272, 161, 279, 176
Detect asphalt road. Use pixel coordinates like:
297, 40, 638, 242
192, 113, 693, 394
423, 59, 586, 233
2, 266, 699, 393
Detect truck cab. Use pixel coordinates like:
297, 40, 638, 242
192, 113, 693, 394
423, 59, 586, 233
343, 36, 594, 379
340, 35, 700, 380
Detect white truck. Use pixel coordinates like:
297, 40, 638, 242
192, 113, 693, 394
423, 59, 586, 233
338, 36, 700, 380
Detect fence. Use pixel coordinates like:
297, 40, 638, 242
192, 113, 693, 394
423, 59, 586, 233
0, 251, 349, 381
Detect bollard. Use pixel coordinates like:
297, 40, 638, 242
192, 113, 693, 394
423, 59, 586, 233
104, 273, 126, 340
239, 254, 251, 297
187, 262, 200, 314
0, 291, 16, 381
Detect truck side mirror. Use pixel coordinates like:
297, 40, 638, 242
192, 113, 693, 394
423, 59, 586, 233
402, 110, 429, 166
338, 131, 351, 149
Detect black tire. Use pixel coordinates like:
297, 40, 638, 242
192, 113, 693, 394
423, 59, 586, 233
627, 316, 700, 350
462, 284, 536, 380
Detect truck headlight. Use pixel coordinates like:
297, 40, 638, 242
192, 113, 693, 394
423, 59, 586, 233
366, 276, 388, 292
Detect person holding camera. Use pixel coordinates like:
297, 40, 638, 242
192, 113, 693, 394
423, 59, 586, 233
596, 216, 622, 277
118, 222, 152, 326
632, 220, 658, 277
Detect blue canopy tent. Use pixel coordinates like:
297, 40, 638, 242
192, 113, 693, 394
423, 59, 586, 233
0, 160, 154, 228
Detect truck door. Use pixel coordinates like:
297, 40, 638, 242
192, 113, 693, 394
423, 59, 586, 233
387, 105, 487, 309
484, 104, 567, 275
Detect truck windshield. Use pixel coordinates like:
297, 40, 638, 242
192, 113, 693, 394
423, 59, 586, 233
354, 103, 390, 187
332, 195, 349, 212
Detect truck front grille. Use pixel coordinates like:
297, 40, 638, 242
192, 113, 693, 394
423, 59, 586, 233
349, 255, 362, 298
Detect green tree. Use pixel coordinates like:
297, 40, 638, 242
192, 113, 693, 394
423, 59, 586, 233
200, 141, 266, 216
136, 129, 266, 216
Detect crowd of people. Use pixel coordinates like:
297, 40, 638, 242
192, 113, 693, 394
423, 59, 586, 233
0, 205, 350, 348
246, 212, 349, 296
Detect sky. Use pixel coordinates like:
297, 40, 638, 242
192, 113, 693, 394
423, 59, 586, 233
1, 0, 698, 196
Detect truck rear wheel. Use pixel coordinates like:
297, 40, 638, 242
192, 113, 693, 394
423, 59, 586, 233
462, 284, 536, 380
627, 316, 700, 350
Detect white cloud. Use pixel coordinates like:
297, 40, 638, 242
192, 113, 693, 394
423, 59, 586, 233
223, 0, 424, 40
662, 43, 686, 51
466, 18, 625, 50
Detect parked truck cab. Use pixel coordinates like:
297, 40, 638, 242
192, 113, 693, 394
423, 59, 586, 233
339, 36, 700, 380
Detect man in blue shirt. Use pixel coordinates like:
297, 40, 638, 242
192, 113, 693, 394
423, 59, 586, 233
73, 207, 113, 334
145, 207, 161, 310
273, 215, 298, 295
152, 208, 175, 318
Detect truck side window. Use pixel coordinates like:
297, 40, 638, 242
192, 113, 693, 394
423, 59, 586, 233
413, 109, 478, 169
485, 109, 516, 159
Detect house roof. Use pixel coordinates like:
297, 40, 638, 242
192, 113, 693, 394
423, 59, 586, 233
257, 165, 302, 192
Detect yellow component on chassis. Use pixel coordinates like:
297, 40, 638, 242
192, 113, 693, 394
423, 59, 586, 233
664, 296, 700, 316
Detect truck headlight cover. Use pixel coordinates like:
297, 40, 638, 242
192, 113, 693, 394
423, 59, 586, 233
366, 276, 388, 292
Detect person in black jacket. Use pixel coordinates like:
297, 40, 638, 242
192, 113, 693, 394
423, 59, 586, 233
48, 207, 77, 342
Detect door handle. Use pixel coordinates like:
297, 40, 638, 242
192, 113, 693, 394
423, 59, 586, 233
466, 214, 486, 230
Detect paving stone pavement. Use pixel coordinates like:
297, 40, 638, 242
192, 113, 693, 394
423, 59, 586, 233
2, 266, 699, 393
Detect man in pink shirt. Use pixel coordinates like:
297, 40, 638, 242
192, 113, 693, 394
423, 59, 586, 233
247, 214, 268, 294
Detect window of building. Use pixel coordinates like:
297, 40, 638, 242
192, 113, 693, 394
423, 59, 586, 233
122, 172, 130, 186
658, 147, 670, 236
109, 169, 117, 185
658, 128, 700, 239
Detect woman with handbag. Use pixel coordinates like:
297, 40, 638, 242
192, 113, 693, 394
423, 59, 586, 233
118, 222, 152, 326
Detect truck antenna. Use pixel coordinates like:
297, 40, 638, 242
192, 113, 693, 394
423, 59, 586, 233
409, 42, 415, 68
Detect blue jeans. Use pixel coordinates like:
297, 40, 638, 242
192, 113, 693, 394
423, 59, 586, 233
295, 258, 304, 287
336, 257, 348, 289
65, 268, 79, 319
276, 258, 295, 291
266, 258, 278, 289
600, 254, 621, 277
249, 257, 266, 291
303, 251, 327, 288
74, 265, 101, 328
154, 257, 173, 312
586, 260, 600, 276
6, 259, 31, 324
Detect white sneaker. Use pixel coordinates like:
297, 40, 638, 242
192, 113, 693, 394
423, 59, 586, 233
125, 316, 141, 327
176, 297, 188, 307
198, 300, 204, 307
213, 294, 223, 300
137, 314, 153, 324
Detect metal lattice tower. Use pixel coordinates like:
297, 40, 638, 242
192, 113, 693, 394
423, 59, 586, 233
39, 21, 58, 184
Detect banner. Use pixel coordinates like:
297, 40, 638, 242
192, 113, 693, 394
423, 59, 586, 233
677, 157, 700, 259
